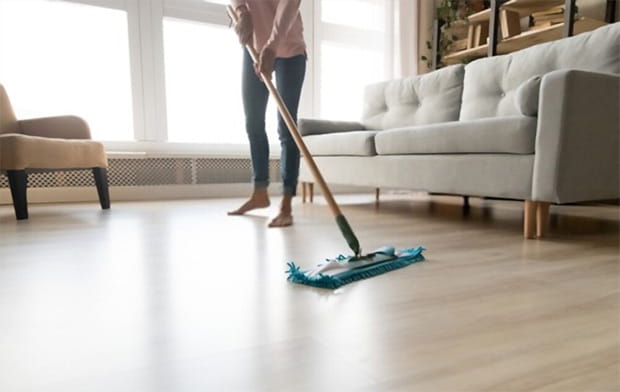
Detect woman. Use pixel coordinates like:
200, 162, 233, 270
227, 0, 306, 228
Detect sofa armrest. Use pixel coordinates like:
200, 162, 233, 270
532, 69, 620, 203
298, 118, 366, 136
18, 115, 92, 139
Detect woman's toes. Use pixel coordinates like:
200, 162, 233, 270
268, 214, 293, 228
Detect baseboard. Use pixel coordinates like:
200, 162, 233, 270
0, 183, 373, 205
0, 184, 266, 205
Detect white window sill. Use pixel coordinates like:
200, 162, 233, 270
103, 141, 282, 159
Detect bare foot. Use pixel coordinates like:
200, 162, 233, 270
268, 212, 293, 228
228, 191, 270, 215
268, 195, 293, 227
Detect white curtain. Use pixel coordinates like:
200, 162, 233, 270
392, 0, 435, 77
393, 0, 419, 77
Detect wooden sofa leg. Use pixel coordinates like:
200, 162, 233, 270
375, 188, 380, 204
301, 182, 307, 203
536, 202, 550, 238
462, 195, 471, 216
524, 200, 537, 239
92, 168, 110, 210
309, 183, 314, 203
7, 170, 28, 220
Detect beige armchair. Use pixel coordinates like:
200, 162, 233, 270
0, 83, 110, 219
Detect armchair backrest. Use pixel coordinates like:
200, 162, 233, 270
0, 84, 20, 134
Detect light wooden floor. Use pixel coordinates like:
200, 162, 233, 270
0, 194, 618, 392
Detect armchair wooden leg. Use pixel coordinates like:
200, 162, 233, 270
375, 188, 380, 204
524, 200, 536, 239
309, 183, 314, 203
92, 168, 110, 210
7, 170, 28, 220
536, 202, 550, 238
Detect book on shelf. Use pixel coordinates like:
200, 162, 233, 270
530, 20, 564, 31
532, 18, 565, 28
531, 6, 564, 18
534, 13, 565, 22
530, 7, 566, 31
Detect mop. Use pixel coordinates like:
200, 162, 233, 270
227, 6, 425, 289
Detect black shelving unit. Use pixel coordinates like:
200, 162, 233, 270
433, 0, 616, 70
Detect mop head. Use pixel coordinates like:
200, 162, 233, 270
286, 246, 425, 289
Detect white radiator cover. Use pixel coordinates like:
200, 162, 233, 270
0, 153, 371, 205
0, 154, 280, 203
0, 156, 279, 187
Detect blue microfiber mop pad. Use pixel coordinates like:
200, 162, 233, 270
286, 246, 425, 289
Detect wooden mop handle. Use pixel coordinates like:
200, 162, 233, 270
227, 5, 342, 218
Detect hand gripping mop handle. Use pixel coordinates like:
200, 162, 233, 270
227, 5, 361, 257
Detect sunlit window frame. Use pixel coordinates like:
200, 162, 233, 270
50, 0, 246, 155
50, 0, 392, 155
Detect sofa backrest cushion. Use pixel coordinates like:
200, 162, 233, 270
514, 75, 541, 116
362, 64, 465, 130
460, 23, 620, 121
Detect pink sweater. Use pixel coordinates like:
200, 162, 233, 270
231, 0, 306, 58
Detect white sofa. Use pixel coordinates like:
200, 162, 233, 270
298, 23, 620, 238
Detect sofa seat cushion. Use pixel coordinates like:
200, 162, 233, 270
0, 133, 107, 170
304, 130, 378, 156
375, 116, 537, 155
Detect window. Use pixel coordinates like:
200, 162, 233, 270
319, 41, 385, 121
0, 0, 134, 141
321, 0, 385, 31
162, 3, 278, 145
315, 0, 391, 121
0, 0, 391, 147
163, 19, 246, 144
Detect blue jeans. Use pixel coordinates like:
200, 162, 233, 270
242, 49, 306, 196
